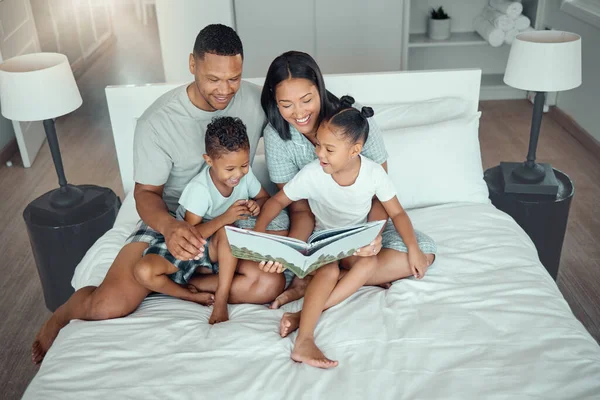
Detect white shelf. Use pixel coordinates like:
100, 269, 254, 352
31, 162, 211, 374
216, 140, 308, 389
408, 32, 488, 48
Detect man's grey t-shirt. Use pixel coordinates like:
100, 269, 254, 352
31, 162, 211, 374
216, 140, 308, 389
133, 81, 266, 213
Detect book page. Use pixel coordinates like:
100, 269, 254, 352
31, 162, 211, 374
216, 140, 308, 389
225, 227, 307, 274
225, 227, 308, 253
303, 220, 385, 275
307, 225, 363, 244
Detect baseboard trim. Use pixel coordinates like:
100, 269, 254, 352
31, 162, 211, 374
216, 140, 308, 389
549, 106, 600, 162
0, 138, 18, 166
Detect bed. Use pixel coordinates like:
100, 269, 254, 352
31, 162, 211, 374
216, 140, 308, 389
24, 70, 600, 399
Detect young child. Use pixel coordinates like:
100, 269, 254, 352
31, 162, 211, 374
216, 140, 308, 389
134, 116, 287, 324
254, 105, 436, 369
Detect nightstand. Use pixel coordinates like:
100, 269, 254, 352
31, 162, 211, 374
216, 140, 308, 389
484, 166, 574, 280
23, 185, 121, 311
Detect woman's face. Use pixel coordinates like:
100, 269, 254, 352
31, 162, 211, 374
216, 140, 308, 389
274, 78, 321, 136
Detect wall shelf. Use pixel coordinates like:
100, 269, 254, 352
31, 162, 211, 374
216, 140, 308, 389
408, 32, 488, 48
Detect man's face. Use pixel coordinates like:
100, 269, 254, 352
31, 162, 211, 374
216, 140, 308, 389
189, 52, 243, 111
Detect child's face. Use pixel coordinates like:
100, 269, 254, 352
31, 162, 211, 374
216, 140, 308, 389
204, 149, 250, 188
275, 78, 321, 135
314, 122, 362, 175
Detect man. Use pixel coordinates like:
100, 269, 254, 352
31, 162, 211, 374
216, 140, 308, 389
32, 24, 285, 365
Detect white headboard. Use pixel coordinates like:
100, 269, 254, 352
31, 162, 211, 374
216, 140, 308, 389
106, 69, 481, 195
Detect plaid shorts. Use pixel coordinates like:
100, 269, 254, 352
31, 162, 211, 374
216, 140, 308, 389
127, 211, 294, 287
381, 218, 437, 254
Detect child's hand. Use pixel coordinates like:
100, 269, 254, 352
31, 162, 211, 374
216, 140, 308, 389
408, 249, 430, 279
259, 260, 284, 274
224, 200, 250, 224
246, 199, 260, 216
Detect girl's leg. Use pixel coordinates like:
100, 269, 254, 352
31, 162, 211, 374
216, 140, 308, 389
133, 254, 214, 305
290, 262, 340, 369
363, 249, 435, 286
208, 228, 237, 324
280, 255, 378, 338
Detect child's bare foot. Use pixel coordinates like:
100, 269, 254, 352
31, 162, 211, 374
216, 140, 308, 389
291, 337, 338, 369
209, 302, 229, 324
270, 275, 312, 309
186, 292, 214, 306
279, 311, 300, 337
187, 284, 199, 293
31, 316, 64, 365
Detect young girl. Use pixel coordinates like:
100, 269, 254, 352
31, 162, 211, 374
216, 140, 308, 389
254, 106, 436, 369
133, 116, 290, 324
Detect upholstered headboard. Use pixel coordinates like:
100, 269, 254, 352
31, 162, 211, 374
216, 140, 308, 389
106, 69, 481, 195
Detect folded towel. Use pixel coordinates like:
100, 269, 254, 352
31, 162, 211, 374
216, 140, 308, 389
489, 0, 523, 18
512, 14, 531, 30
482, 6, 515, 31
474, 15, 505, 47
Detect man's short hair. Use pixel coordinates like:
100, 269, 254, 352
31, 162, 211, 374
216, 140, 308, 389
205, 116, 250, 159
193, 24, 243, 59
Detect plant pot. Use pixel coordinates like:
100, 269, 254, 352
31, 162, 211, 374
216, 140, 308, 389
428, 18, 451, 40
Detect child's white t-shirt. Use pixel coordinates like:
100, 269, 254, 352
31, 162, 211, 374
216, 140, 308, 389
283, 155, 397, 230
176, 165, 262, 220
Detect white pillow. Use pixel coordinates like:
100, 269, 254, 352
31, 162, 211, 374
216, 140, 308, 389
382, 113, 490, 210
373, 97, 471, 131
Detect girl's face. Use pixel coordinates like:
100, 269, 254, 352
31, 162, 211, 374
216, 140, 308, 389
315, 122, 362, 175
274, 78, 321, 136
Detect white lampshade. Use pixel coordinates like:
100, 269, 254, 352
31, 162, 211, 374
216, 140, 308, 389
504, 30, 582, 92
0, 53, 82, 121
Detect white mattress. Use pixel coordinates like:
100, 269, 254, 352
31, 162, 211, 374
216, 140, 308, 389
24, 196, 600, 399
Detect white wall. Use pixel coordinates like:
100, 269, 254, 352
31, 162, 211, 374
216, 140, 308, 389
543, 0, 600, 141
155, 0, 235, 83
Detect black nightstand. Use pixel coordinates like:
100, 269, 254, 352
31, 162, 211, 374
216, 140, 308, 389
484, 166, 574, 280
23, 185, 121, 311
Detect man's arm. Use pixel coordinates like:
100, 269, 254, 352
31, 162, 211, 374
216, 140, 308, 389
276, 183, 315, 242
134, 183, 204, 260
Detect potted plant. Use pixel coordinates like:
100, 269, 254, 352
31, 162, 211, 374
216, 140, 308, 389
428, 6, 451, 40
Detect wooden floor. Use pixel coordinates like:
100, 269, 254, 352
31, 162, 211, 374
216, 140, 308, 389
1, 7, 599, 400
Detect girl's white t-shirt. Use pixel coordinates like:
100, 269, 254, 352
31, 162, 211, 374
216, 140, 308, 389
283, 155, 397, 230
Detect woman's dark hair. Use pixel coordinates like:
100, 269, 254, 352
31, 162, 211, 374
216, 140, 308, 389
205, 116, 250, 158
261, 51, 343, 141
325, 95, 374, 144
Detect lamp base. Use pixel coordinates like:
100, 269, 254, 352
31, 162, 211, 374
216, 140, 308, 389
500, 162, 559, 196
49, 184, 84, 208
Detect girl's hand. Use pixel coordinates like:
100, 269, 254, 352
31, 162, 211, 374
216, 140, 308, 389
246, 199, 260, 216
354, 234, 382, 257
259, 260, 284, 274
408, 249, 430, 279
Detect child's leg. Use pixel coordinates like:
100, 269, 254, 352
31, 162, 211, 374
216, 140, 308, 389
280, 256, 378, 338
362, 249, 434, 285
290, 262, 339, 369
207, 227, 237, 324
133, 255, 214, 305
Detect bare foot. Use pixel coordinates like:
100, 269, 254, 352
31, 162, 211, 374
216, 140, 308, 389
31, 316, 64, 365
270, 275, 312, 309
187, 284, 199, 294
209, 302, 229, 324
279, 311, 300, 338
291, 337, 338, 369
187, 292, 214, 306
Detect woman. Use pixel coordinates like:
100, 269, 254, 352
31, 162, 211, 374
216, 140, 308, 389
260, 51, 436, 310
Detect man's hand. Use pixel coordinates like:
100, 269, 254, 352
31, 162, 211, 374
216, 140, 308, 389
223, 200, 251, 225
354, 234, 383, 257
408, 248, 430, 279
164, 219, 206, 261
246, 199, 260, 216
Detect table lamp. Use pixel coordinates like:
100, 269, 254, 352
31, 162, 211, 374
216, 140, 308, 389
502, 30, 581, 196
0, 52, 84, 207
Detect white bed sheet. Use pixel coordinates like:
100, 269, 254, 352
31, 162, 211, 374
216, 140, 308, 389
24, 196, 600, 399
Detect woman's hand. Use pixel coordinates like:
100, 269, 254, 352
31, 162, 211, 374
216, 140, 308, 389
258, 260, 285, 274
353, 234, 383, 257
408, 248, 430, 279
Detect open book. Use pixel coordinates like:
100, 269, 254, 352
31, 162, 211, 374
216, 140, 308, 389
225, 220, 386, 278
